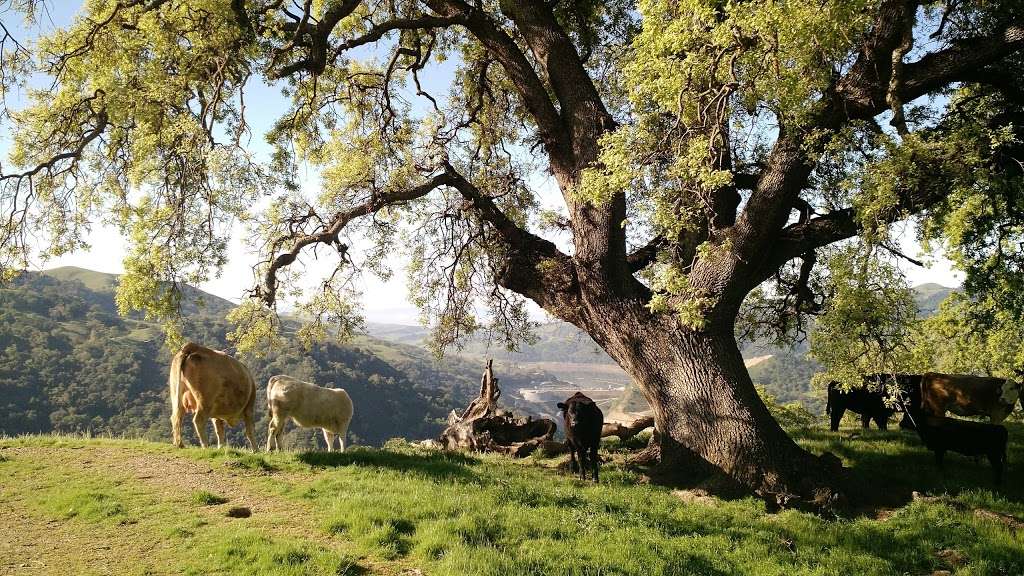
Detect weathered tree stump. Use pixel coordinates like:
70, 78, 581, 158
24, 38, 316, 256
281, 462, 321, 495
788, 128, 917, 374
439, 359, 556, 457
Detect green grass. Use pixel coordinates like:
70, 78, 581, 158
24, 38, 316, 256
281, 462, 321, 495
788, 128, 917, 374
3, 424, 1024, 575
0, 444, 368, 575
191, 490, 229, 505
166, 429, 1024, 575
179, 532, 362, 576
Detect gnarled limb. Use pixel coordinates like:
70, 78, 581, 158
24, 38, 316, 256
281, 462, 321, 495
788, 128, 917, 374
439, 359, 557, 457
601, 415, 655, 442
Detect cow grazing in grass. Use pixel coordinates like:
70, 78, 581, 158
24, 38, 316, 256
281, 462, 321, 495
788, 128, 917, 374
557, 392, 603, 482
920, 372, 1022, 423
825, 374, 921, 431
266, 375, 354, 452
169, 342, 257, 450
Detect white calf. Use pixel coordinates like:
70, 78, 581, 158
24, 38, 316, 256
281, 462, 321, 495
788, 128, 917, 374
266, 375, 354, 452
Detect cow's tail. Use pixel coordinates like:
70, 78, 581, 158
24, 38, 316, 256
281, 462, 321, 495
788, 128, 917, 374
266, 375, 279, 412
169, 342, 202, 446
173, 342, 203, 402
169, 352, 182, 411
825, 381, 834, 415
242, 365, 257, 419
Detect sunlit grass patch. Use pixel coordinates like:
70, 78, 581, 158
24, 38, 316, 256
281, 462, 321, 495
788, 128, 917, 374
3, 427, 1024, 575
43, 487, 130, 523
179, 530, 363, 576
190, 490, 229, 505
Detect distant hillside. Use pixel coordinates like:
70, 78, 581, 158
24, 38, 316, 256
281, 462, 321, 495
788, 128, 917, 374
1, 268, 956, 445
367, 283, 957, 417
366, 320, 616, 364
0, 268, 490, 447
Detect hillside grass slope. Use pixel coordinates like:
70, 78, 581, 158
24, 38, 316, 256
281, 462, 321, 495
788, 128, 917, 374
2, 424, 1023, 575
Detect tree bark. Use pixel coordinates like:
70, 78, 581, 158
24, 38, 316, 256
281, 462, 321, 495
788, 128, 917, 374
585, 308, 846, 509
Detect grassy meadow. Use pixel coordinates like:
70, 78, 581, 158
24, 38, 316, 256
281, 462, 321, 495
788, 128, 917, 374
2, 424, 1023, 575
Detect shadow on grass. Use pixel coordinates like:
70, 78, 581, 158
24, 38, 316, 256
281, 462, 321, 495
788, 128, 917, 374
792, 424, 1024, 513
297, 447, 480, 482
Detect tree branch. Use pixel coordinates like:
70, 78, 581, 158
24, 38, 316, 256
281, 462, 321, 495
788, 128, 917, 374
841, 23, 1024, 120
495, 0, 626, 273
424, 0, 570, 165
627, 235, 666, 273
267, 0, 362, 78
258, 173, 454, 306
440, 163, 585, 322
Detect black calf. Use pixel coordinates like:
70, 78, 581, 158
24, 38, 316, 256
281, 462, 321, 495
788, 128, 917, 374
557, 392, 604, 482
911, 415, 1008, 485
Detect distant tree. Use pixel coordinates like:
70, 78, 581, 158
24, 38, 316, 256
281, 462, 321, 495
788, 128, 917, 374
1, 1, 1022, 504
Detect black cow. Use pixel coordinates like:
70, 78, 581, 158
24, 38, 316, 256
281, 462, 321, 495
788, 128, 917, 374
826, 374, 921, 431
899, 382, 1008, 485
557, 392, 604, 482
910, 414, 1008, 485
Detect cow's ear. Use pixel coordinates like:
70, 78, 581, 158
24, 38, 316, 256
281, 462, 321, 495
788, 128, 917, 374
557, 402, 566, 410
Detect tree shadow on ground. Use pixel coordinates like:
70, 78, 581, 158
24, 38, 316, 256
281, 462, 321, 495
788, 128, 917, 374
594, 422, 1024, 517
296, 447, 480, 482
792, 425, 1024, 516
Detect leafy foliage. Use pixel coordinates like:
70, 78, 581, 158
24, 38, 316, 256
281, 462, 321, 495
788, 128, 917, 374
808, 245, 917, 389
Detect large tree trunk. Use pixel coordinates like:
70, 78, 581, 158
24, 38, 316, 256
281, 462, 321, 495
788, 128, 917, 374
591, 310, 845, 509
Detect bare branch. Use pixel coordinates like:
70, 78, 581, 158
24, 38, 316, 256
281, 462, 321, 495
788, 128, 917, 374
257, 173, 454, 307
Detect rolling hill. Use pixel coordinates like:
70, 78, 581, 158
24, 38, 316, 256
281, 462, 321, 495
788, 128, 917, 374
368, 284, 957, 416
0, 266, 956, 445
0, 267, 491, 447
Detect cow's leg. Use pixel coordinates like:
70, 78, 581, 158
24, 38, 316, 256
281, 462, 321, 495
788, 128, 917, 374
337, 423, 349, 453
242, 413, 256, 452
568, 445, 578, 475
265, 415, 275, 452
192, 410, 211, 448
860, 413, 871, 429
875, 415, 889, 431
590, 444, 600, 483
213, 419, 227, 449
830, 407, 845, 431
990, 451, 1004, 485
267, 412, 284, 452
323, 429, 335, 452
578, 448, 588, 481
170, 408, 185, 448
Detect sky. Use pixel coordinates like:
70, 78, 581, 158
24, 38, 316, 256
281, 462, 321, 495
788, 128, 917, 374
9, 2, 964, 326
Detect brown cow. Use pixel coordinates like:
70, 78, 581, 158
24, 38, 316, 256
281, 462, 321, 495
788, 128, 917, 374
920, 372, 1022, 423
169, 342, 257, 450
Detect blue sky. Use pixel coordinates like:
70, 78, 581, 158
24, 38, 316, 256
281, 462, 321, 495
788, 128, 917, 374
7, 2, 962, 325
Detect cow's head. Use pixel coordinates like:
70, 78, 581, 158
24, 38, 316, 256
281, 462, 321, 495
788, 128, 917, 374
557, 393, 595, 428
1001, 377, 1024, 407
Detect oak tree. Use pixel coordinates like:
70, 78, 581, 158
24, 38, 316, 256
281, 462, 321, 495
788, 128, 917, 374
2, 0, 1022, 504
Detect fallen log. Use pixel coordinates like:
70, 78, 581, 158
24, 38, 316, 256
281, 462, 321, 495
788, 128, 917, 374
439, 359, 557, 457
601, 415, 655, 441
